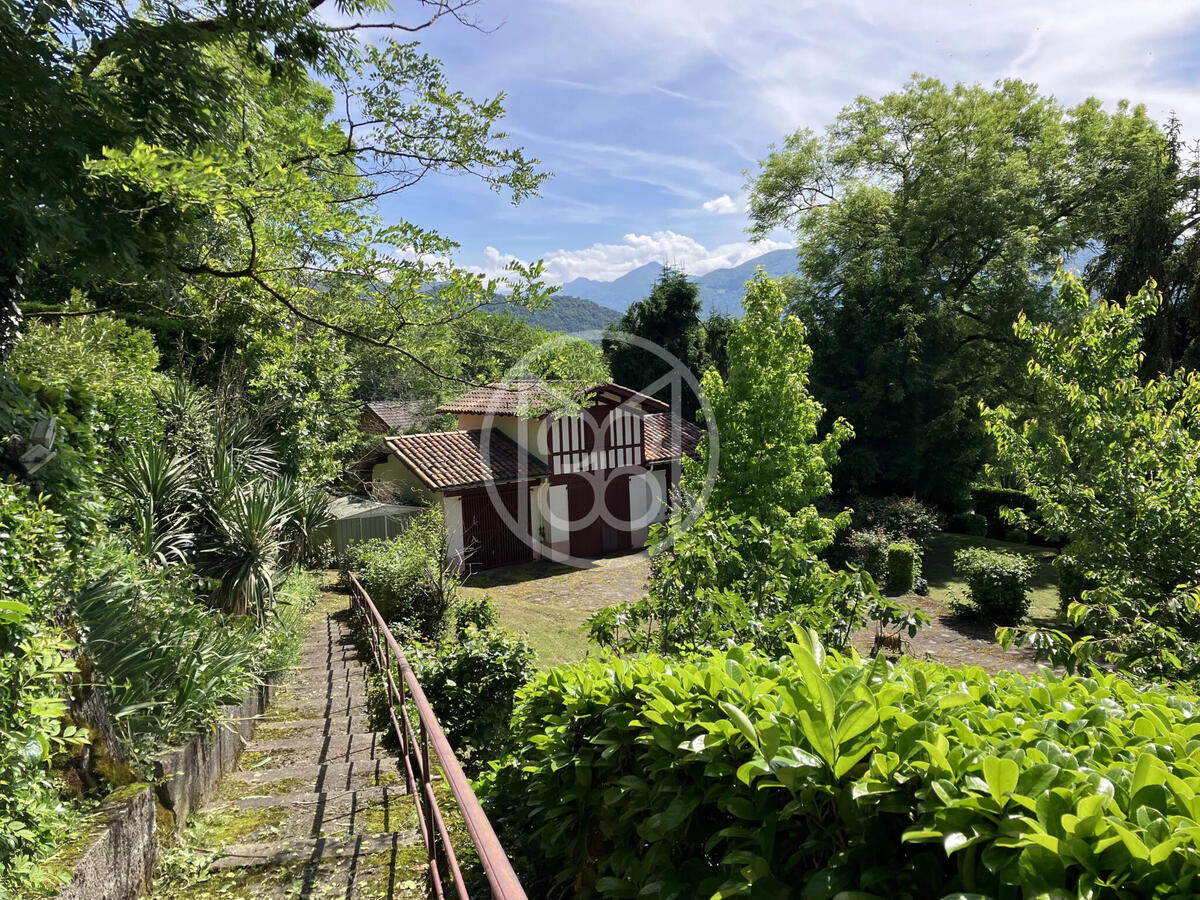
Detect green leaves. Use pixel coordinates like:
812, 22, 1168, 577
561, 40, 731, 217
483, 642, 1200, 900
748, 77, 1167, 504
984, 273, 1200, 679
980, 757, 1019, 805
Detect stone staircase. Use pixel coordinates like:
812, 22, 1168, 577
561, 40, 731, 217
152, 597, 428, 899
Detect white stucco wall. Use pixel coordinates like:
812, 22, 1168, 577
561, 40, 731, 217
370, 455, 434, 505
443, 494, 464, 568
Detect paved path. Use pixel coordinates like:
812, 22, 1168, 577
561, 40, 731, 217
153, 594, 426, 899
849, 594, 1047, 676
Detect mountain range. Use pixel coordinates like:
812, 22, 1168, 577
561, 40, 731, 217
560, 247, 798, 316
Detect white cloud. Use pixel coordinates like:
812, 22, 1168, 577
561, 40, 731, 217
702, 194, 738, 215
473, 231, 792, 285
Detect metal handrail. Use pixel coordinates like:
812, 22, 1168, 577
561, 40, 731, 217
348, 574, 528, 900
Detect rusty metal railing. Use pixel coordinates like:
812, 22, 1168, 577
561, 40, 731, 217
348, 574, 527, 900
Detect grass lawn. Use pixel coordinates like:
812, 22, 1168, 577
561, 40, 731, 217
459, 552, 649, 669
919, 532, 1061, 623
488, 595, 595, 669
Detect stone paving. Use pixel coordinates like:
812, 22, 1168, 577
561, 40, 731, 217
152, 592, 427, 899
467, 549, 1047, 676
461, 548, 650, 612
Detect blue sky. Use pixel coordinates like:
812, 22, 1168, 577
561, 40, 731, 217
373, 0, 1200, 286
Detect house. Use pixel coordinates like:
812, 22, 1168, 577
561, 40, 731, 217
362, 380, 702, 570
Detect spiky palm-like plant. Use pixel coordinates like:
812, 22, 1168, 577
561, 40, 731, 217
109, 442, 195, 567
201, 477, 295, 624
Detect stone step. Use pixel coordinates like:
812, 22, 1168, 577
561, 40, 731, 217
251, 715, 372, 742
295, 658, 367, 673
223, 759, 406, 796
275, 681, 370, 706
246, 732, 393, 765
209, 829, 422, 871
228, 782, 406, 810
296, 649, 363, 666
298, 643, 355, 657
195, 784, 418, 845
286, 671, 370, 693
275, 696, 371, 721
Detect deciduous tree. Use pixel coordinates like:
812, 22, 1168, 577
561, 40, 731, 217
748, 76, 1165, 505
986, 273, 1200, 678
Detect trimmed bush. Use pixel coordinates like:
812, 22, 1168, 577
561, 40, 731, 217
482, 638, 1200, 899
884, 541, 919, 595
947, 511, 987, 536
846, 528, 891, 582
407, 626, 535, 775
454, 594, 499, 639
970, 485, 1038, 539
952, 547, 1034, 624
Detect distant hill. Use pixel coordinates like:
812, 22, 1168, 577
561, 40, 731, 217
559, 262, 663, 312
560, 248, 799, 316
488, 294, 621, 335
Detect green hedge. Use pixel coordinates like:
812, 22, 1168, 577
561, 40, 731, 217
884, 541, 919, 595
352, 506, 457, 640
947, 510, 988, 536
953, 547, 1034, 624
407, 624, 534, 774
481, 638, 1200, 899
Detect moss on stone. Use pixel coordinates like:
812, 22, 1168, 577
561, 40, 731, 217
236, 748, 303, 771
217, 776, 309, 801
192, 805, 289, 846
373, 767, 403, 788
356, 792, 416, 835
251, 724, 300, 742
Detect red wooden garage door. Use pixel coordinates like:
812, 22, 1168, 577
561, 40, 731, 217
461, 486, 534, 571
567, 475, 633, 558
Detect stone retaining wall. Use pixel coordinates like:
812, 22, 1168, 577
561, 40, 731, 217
54, 681, 276, 899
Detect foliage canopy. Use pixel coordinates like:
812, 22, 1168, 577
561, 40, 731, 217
749, 75, 1166, 504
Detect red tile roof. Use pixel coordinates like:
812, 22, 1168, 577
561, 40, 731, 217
384, 430, 548, 491
363, 400, 437, 433
437, 381, 670, 417
436, 380, 559, 416
643, 413, 703, 462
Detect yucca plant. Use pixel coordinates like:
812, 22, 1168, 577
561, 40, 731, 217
200, 478, 295, 624
211, 415, 280, 481
156, 377, 216, 459
280, 479, 332, 566
73, 555, 257, 747
108, 442, 196, 567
